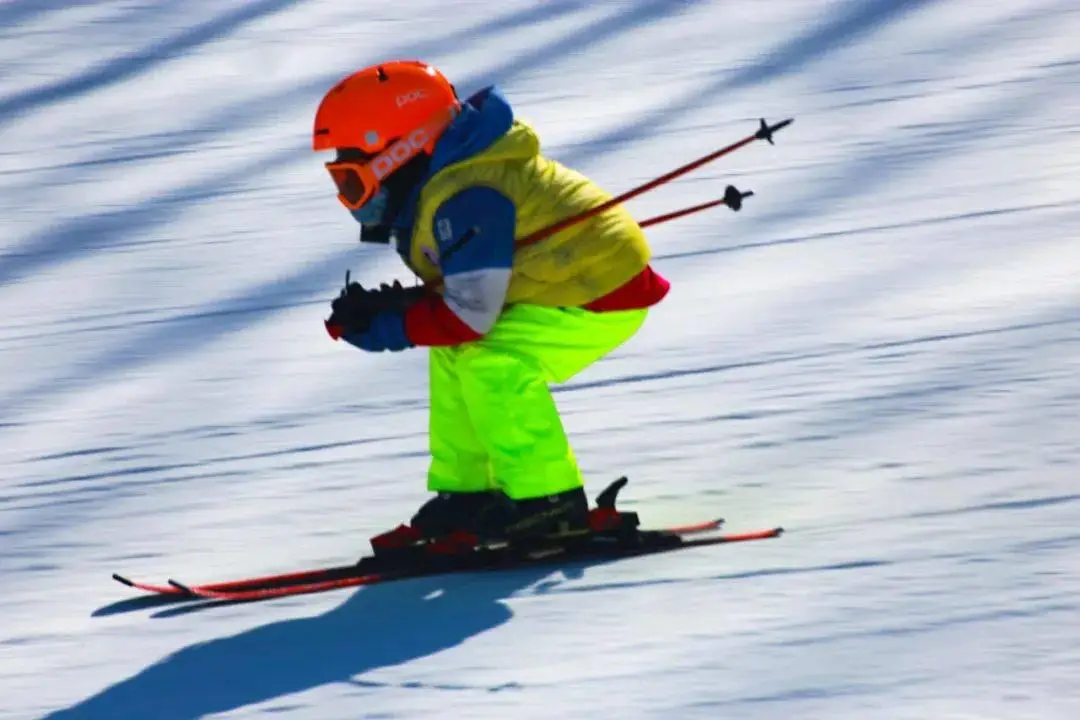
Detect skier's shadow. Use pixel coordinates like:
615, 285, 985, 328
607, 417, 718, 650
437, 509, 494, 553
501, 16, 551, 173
50, 567, 564, 720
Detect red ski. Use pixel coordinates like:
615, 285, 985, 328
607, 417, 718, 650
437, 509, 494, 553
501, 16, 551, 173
112, 478, 783, 604
112, 517, 730, 598
166, 525, 782, 602
115, 523, 781, 603
111, 563, 367, 597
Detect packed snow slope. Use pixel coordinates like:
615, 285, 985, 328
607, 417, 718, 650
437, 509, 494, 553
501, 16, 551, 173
2, 1, 1079, 718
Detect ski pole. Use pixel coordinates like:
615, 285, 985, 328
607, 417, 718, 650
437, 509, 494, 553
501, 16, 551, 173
514, 117, 792, 250
430, 179, 755, 288
437, 117, 791, 270
639, 184, 754, 228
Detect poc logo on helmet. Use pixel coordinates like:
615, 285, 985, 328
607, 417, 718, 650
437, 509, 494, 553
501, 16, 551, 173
372, 128, 429, 180
396, 90, 426, 107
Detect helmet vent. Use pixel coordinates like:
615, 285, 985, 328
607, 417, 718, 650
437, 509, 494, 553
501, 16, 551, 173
376, 66, 388, 82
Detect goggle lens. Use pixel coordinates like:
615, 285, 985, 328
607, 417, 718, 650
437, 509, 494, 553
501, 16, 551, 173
327, 165, 371, 209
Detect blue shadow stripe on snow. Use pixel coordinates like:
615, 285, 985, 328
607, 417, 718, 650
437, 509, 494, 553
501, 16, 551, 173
527, 559, 889, 597
14, 435, 417, 495
0, 243, 356, 418
770, 601, 1079, 649
0, 0, 300, 126
731, 57, 1080, 244
557, 315, 1080, 394
723, 0, 940, 91
0, 0, 101, 30
553, 0, 943, 168
907, 493, 1080, 519
454, 0, 714, 92
0, 1, 590, 215
653, 200, 1080, 262
0, 141, 310, 286
0, 1, 601, 284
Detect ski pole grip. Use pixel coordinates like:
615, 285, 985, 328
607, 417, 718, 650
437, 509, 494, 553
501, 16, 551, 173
756, 117, 794, 145
723, 185, 754, 211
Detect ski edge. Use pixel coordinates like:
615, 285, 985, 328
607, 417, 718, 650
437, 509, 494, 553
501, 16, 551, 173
113, 519, 766, 600
111, 520, 724, 597
169, 572, 388, 602
112, 564, 361, 596
166, 525, 784, 603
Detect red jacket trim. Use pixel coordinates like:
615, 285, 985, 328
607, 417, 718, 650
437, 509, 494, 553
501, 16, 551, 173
403, 265, 670, 347
404, 295, 483, 347
584, 265, 670, 312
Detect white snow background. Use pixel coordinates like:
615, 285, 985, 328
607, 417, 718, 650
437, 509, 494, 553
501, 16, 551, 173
1, 1, 1079, 718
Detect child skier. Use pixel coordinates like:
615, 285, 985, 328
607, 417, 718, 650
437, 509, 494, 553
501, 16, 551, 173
314, 60, 669, 547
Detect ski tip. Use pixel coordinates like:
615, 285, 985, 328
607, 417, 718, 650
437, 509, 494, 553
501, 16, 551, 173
666, 517, 725, 535
716, 526, 785, 543
112, 573, 134, 587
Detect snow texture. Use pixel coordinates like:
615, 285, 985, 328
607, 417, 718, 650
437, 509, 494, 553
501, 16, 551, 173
1, 1, 1079, 718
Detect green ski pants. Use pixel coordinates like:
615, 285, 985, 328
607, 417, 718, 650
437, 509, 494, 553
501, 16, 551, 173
428, 305, 648, 500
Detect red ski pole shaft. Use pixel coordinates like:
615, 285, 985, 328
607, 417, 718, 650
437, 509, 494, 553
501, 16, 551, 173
640, 199, 728, 228
639, 185, 755, 228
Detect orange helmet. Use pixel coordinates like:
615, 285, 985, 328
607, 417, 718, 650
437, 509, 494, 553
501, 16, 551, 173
314, 61, 460, 212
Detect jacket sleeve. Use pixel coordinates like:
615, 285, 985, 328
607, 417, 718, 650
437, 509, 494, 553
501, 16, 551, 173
404, 186, 515, 347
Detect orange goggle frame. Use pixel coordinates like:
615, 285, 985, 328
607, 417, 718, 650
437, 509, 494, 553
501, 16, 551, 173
324, 104, 459, 210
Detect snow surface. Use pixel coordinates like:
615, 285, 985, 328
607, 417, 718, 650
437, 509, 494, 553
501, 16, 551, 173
2, 1, 1079, 718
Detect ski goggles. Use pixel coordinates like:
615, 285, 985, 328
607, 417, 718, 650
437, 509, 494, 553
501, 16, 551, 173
324, 105, 459, 211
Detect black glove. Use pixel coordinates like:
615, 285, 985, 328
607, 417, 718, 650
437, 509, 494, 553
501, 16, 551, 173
326, 272, 428, 335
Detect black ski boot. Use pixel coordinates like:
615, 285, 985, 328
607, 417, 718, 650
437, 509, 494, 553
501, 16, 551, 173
369, 491, 494, 555
410, 491, 499, 539
473, 486, 591, 544
370, 487, 591, 556
409, 486, 591, 544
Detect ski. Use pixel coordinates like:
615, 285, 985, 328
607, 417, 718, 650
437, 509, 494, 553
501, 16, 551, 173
111, 575, 184, 595
112, 478, 783, 605
112, 564, 365, 598
164, 525, 782, 603
112, 517, 728, 600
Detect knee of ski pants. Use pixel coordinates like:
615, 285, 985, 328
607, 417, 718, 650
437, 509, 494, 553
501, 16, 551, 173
451, 346, 583, 497
455, 344, 546, 402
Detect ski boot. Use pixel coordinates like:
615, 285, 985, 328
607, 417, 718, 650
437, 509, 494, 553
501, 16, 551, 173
472, 486, 591, 545
369, 486, 592, 557
367, 491, 490, 557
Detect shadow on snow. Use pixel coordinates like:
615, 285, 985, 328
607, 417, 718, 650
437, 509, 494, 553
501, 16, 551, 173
56, 568, 555, 719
